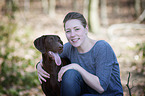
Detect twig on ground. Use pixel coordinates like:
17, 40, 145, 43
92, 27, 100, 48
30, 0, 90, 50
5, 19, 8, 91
126, 72, 133, 96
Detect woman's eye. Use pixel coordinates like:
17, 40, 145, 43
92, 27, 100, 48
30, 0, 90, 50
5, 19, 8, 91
66, 30, 70, 33
75, 28, 80, 31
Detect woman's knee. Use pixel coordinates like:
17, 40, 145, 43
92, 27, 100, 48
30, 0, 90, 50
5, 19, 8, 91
62, 69, 81, 80
61, 69, 87, 96
62, 69, 82, 85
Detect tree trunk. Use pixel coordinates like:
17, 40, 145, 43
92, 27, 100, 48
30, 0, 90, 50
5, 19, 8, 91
134, 10, 145, 23
14, 0, 19, 5
73, 0, 78, 11
101, 0, 108, 27
135, 0, 141, 16
42, 0, 49, 14
4, 0, 16, 18
24, 0, 30, 12
83, 0, 89, 21
88, 0, 100, 33
114, 0, 120, 15
49, 0, 56, 17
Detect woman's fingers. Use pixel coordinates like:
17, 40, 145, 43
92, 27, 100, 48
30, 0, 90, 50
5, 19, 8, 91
38, 76, 42, 84
58, 66, 69, 82
38, 70, 50, 78
58, 68, 63, 82
38, 73, 46, 82
37, 62, 50, 77
58, 64, 79, 82
38, 68, 50, 77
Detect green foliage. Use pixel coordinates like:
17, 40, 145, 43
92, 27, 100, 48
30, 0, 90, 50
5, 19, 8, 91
132, 42, 145, 75
137, 43, 145, 59
0, 86, 20, 96
0, 18, 40, 96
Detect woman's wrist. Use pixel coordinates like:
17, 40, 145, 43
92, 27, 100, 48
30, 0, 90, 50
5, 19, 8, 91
71, 63, 81, 71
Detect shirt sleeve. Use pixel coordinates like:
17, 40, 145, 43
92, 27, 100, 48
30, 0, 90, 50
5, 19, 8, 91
94, 41, 116, 91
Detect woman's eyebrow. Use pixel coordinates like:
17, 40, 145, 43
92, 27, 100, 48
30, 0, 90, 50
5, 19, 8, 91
74, 26, 80, 29
65, 28, 70, 31
65, 26, 80, 30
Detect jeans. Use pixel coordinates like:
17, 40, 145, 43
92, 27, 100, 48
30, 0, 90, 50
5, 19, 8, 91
60, 69, 97, 96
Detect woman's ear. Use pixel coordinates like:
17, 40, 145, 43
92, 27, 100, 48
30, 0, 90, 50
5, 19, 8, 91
85, 25, 89, 34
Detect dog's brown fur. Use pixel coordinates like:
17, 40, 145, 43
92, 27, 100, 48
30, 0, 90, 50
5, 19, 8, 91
34, 35, 69, 96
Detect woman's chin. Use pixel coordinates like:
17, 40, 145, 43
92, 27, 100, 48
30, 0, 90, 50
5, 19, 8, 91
70, 42, 80, 48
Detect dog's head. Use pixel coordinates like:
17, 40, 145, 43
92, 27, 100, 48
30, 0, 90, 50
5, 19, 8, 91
34, 35, 63, 54
34, 35, 63, 65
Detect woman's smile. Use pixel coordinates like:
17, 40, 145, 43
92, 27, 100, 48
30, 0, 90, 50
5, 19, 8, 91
71, 38, 80, 43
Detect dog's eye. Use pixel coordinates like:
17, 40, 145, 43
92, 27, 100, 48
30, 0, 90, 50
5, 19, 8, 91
58, 39, 61, 42
57, 38, 61, 42
50, 37, 54, 41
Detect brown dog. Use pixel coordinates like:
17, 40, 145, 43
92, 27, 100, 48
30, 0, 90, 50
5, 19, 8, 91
34, 35, 66, 96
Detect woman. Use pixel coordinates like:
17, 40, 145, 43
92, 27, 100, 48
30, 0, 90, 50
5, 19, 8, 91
36, 12, 123, 96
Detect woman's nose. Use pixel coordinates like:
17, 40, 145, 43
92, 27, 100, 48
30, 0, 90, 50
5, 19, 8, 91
70, 30, 75, 37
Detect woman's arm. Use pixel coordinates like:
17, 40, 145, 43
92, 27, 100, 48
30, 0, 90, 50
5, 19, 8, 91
76, 64, 104, 94
58, 63, 104, 94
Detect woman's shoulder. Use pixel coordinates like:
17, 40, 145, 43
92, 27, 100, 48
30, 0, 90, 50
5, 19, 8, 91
93, 40, 113, 52
95, 40, 110, 47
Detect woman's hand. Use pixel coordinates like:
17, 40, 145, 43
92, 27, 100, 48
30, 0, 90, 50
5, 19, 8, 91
58, 63, 104, 93
36, 59, 50, 84
58, 63, 80, 82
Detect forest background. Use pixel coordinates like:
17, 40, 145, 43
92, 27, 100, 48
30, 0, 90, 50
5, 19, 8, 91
0, 0, 145, 96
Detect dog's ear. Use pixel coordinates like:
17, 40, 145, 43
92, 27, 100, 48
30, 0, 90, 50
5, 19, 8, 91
34, 36, 46, 54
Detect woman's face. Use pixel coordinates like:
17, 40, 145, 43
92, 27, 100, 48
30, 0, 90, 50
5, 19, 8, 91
64, 19, 88, 48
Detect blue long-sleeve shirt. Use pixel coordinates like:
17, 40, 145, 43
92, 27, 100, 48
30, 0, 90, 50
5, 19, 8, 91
60, 40, 123, 95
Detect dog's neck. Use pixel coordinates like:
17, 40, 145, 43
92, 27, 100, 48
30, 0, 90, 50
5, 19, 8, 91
42, 53, 55, 73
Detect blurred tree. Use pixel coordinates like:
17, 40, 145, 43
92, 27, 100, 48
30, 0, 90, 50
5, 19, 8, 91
14, 0, 19, 5
88, 0, 100, 33
134, 10, 145, 23
24, 0, 30, 12
49, 0, 56, 17
83, 0, 89, 21
72, 0, 78, 11
42, 0, 49, 14
135, 0, 141, 16
101, 0, 108, 27
3, 0, 17, 18
114, 0, 120, 15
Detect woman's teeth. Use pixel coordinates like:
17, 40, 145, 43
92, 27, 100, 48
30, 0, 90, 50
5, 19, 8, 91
71, 38, 80, 42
